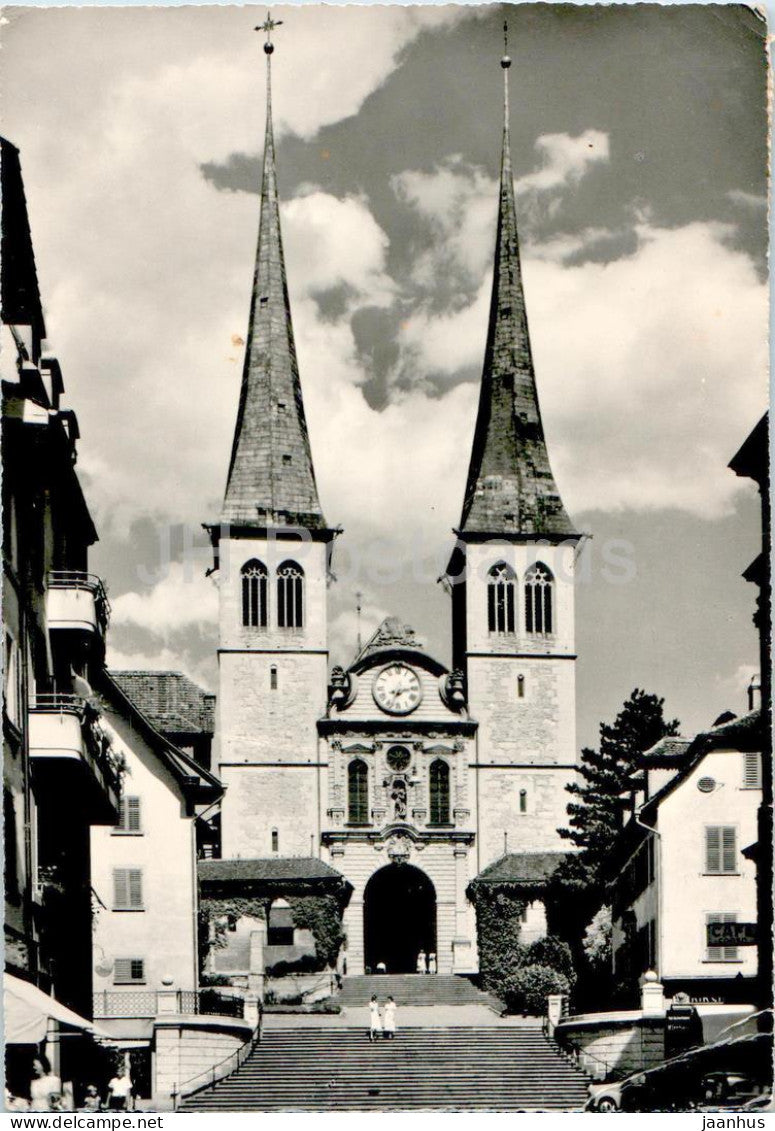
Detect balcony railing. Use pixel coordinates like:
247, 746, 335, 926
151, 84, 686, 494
93, 989, 245, 1020
46, 571, 110, 636
28, 694, 122, 820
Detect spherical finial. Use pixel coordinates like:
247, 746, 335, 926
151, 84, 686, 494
264, 41, 274, 55
501, 55, 511, 69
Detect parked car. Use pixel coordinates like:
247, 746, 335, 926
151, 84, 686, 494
585, 1075, 651, 1113
698, 1072, 769, 1110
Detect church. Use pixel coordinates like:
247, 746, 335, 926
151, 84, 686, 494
204, 29, 582, 978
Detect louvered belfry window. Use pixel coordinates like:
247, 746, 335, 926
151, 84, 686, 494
705, 826, 737, 874
241, 560, 268, 628
525, 563, 554, 635
487, 563, 516, 634
113, 868, 144, 909
277, 561, 304, 629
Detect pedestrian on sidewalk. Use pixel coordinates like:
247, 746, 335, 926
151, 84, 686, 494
383, 996, 397, 1040
368, 995, 383, 1042
428, 952, 437, 975
416, 949, 426, 974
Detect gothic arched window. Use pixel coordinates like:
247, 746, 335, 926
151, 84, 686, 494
525, 563, 554, 635
241, 559, 268, 628
429, 759, 451, 826
487, 562, 516, 634
348, 759, 369, 826
277, 560, 304, 628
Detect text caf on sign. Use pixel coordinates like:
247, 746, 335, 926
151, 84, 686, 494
706, 922, 758, 947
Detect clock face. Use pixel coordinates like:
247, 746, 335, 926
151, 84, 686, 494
373, 664, 422, 715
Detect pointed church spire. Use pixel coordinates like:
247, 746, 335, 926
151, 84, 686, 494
222, 18, 327, 529
459, 27, 574, 537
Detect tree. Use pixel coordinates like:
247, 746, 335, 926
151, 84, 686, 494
558, 688, 679, 890
582, 905, 612, 971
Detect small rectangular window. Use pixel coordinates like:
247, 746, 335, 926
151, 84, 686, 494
706, 913, 739, 961
705, 826, 737, 874
743, 751, 761, 790
113, 868, 144, 910
114, 958, 145, 984
270, 667, 278, 691
116, 796, 142, 833
517, 675, 525, 699
271, 829, 279, 853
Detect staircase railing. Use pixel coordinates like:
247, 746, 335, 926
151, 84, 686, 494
543, 1017, 619, 1082
173, 1014, 263, 1110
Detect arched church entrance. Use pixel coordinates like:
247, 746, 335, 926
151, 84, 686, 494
363, 863, 436, 974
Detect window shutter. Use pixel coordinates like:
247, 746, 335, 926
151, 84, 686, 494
705, 826, 721, 873
115, 958, 145, 984
119, 796, 141, 832
129, 869, 143, 908
721, 827, 736, 873
114, 868, 143, 909
707, 913, 738, 961
743, 752, 761, 789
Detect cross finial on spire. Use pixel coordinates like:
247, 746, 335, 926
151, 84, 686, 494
256, 11, 283, 55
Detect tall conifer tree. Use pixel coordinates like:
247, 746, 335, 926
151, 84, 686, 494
558, 689, 680, 889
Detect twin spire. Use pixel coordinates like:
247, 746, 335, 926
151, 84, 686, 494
459, 24, 574, 537
222, 15, 326, 529
222, 20, 573, 539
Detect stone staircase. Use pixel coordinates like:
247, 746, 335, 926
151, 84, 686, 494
340, 974, 499, 1009
181, 1025, 591, 1111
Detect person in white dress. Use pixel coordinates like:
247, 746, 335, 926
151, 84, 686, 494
428, 952, 437, 975
416, 949, 426, 974
29, 1056, 62, 1112
368, 995, 383, 1042
383, 996, 397, 1040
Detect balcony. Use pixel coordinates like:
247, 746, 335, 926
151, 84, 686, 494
28, 694, 121, 822
93, 989, 245, 1020
46, 572, 110, 638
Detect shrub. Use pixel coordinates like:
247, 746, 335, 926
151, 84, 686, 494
499, 964, 571, 1016
583, 905, 612, 970
265, 953, 326, 978
525, 935, 576, 986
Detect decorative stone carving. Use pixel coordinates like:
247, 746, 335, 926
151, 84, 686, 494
328, 667, 351, 709
386, 832, 411, 862
391, 778, 408, 820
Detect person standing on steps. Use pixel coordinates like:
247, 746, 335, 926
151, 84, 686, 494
428, 952, 437, 975
383, 996, 397, 1040
368, 995, 383, 1042
416, 949, 426, 974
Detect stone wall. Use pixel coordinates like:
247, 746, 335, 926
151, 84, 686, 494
220, 764, 320, 858
554, 1014, 665, 1082
154, 1018, 254, 1104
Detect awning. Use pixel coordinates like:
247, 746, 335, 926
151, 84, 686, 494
4, 974, 111, 1044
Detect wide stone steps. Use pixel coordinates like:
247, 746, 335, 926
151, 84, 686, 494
181, 1026, 590, 1111
339, 974, 498, 1008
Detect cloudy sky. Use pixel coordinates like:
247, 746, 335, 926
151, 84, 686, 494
2, 2, 768, 748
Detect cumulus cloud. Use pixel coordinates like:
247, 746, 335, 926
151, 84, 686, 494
516, 129, 610, 196
396, 219, 767, 519
110, 562, 218, 638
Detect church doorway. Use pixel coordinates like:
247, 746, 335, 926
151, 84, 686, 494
363, 863, 436, 974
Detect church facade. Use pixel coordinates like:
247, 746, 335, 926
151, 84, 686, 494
206, 38, 581, 976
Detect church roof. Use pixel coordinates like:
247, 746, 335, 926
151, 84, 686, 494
472, 851, 566, 887
459, 51, 575, 539
221, 44, 326, 531
110, 670, 215, 736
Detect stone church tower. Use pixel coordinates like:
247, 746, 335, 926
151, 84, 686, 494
446, 49, 581, 868
208, 34, 336, 860
207, 31, 581, 976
